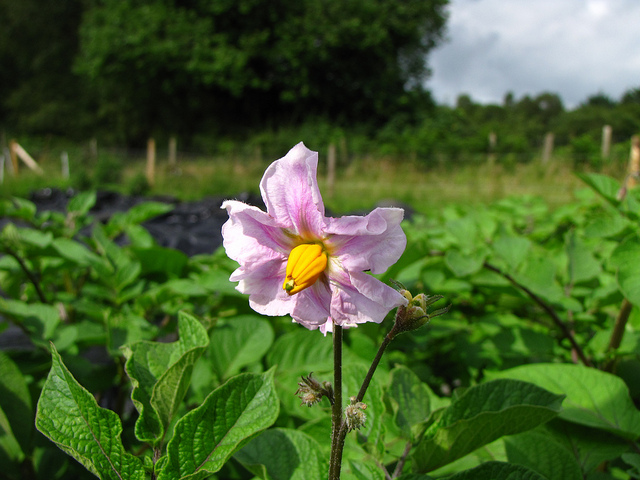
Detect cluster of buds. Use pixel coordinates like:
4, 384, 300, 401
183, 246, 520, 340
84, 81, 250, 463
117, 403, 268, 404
391, 281, 450, 335
344, 397, 367, 431
295, 373, 334, 407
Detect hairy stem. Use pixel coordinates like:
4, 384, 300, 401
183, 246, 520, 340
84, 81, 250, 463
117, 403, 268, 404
329, 324, 399, 479
356, 331, 394, 402
329, 324, 344, 480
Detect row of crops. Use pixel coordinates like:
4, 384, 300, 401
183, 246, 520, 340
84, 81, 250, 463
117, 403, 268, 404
0, 172, 639, 479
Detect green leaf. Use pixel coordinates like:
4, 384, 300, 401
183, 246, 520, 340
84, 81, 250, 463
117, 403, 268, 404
565, 231, 601, 284
513, 255, 565, 304
0, 403, 23, 478
504, 430, 583, 480
541, 420, 630, 475
35, 344, 146, 480
491, 235, 532, 271
109, 201, 173, 228
442, 461, 547, 480
0, 352, 33, 454
67, 191, 96, 216
266, 329, 333, 418
209, 315, 274, 380
52, 237, 112, 276
346, 459, 386, 480
234, 428, 327, 480
577, 173, 621, 206
0, 299, 60, 341
610, 236, 640, 306
15, 226, 53, 249
412, 379, 563, 472
490, 363, 640, 440
158, 369, 279, 480
445, 249, 487, 277
132, 246, 188, 277
388, 366, 434, 441
123, 311, 209, 445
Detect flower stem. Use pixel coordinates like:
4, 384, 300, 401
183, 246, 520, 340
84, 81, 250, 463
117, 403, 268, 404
329, 324, 344, 480
329, 325, 398, 479
356, 330, 394, 402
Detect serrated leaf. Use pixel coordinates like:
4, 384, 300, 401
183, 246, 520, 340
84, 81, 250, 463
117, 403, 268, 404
504, 430, 583, 480
35, 344, 146, 480
0, 352, 33, 454
412, 379, 563, 472
234, 428, 327, 480
210, 315, 274, 380
123, 311, 209, 445
389, 366, 434, 441
158, 369, 279, 480
442, 461, 547, 480
610, 236, 640, 306
490, 363, 640, 440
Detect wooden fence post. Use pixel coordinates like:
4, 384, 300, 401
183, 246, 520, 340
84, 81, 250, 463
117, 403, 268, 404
10, 141, 43, 174
168, 136, 177, 167
0, 153, 4, 184
327, 143, 336, 198
601, 125, 612, 160
61, 151, 70, 179
9, 140, 19, 174
146, 138, 156, 187
542, 132, 554, 163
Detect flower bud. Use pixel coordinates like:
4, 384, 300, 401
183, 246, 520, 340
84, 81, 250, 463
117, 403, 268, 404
393, 289, 450, 335
295, 373, 333, 407
344, 397, 367, 431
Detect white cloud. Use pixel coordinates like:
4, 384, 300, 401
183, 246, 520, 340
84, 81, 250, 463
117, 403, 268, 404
427, 0, 640, 107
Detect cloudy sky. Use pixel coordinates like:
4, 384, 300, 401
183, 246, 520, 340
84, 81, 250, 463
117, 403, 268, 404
426, 0, 640, 108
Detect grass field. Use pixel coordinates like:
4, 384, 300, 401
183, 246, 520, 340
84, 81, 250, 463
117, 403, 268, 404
1, 149, 629, 214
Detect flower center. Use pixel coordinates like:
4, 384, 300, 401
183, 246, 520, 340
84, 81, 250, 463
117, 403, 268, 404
283, 243, 328, 295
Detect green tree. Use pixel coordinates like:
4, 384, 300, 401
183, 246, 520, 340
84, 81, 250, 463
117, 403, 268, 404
76, 0, 448, 143
0, 0, 87, 135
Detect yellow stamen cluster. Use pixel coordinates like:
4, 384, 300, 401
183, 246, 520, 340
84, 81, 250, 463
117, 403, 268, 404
283, 243, 328, 295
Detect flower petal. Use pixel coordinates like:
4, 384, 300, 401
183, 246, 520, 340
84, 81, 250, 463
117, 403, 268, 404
290, 280, 332, 327
221, 200, 293, 264
230, 257, 294, 316
328, 268, 407, 327
259, 142, 326, 238
326, 207, 406, 274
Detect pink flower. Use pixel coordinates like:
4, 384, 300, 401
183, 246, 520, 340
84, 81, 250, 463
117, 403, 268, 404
221, 142, 407, 333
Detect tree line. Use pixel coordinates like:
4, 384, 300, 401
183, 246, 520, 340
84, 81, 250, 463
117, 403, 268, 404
1, 0, 638, 164
0, 0, 447, 144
